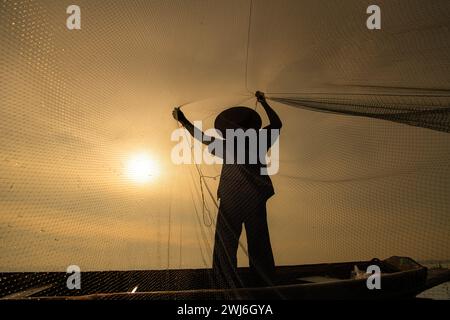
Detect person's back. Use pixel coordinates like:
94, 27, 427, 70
216, 134, 275, 201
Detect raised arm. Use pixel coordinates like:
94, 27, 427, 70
172, 107, 215, 145
255, 91, 282, 130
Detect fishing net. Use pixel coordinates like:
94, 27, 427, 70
1, 0, 449, 298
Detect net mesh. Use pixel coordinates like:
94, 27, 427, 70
1, 0, 449, 298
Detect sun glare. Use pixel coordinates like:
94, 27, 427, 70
126, 153, 159, 184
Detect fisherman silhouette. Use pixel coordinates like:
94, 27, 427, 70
172, 91, 282, 288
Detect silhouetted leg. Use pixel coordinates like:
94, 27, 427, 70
245, 203, 275, 286
212, 201, 243, 288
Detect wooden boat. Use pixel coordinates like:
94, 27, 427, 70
1, 256, 449, 300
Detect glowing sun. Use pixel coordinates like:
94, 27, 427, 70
126, 153, 159, 183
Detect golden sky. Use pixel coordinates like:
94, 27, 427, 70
1, 0, 450, 271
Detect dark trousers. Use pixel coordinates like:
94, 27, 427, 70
212, 195, 275, 288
